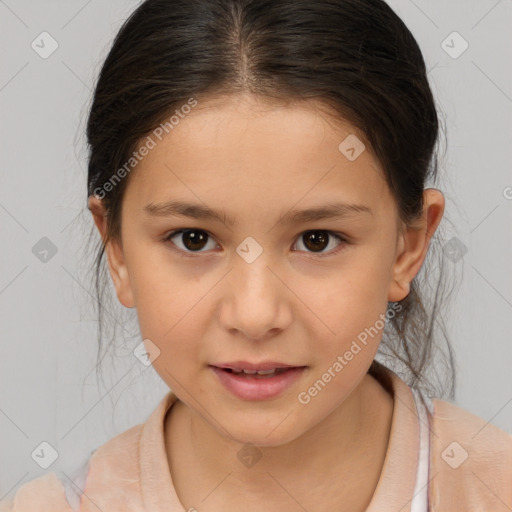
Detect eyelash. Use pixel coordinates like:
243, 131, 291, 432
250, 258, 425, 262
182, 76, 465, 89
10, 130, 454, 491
161, 229, 349, 258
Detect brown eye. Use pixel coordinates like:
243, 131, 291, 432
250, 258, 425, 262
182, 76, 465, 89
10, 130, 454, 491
165, 229, 217, 253
303, 231, 329, 252
294, 230, 346, 255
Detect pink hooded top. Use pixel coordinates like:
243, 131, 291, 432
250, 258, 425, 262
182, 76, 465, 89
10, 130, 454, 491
2, 368, 511, 511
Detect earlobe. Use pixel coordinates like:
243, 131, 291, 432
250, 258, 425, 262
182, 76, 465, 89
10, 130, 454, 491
88, 195, 136, 309
388, 188, 445, 303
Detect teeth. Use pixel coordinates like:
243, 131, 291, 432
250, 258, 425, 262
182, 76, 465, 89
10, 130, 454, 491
254, 369, 277, 375
230, 368, 279, 375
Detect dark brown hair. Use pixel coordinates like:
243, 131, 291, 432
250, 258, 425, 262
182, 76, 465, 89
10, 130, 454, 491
84, 0, 459, 405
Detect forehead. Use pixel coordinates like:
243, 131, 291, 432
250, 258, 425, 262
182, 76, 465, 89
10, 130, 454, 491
146, 93, 369, 157
124, 94, 392, 217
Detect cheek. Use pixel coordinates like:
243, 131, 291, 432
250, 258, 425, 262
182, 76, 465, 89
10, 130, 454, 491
125, 237, 195, 324
135, 277, 205, 346
295, 273, 386, 410
136, 287, 207, 388
300, 260, 390, 346
127, 262, 200, 357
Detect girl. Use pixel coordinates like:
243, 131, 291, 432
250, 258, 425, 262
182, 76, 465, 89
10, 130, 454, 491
2, 0, 511, 510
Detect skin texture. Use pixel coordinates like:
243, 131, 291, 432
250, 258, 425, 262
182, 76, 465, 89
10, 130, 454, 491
89, 93, 445, 511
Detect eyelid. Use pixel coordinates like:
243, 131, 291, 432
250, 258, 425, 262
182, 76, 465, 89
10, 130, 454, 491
163, 228, 219, 257
162, 228, 349, 257
294, 231, 348, 258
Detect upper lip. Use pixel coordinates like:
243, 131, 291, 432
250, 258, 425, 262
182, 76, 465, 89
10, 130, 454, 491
212, 361, 305, 371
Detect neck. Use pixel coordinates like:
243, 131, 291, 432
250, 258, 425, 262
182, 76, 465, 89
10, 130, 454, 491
166, 373, 394, 510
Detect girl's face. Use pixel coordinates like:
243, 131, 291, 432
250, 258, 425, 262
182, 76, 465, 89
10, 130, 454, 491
91, 93, 442, 446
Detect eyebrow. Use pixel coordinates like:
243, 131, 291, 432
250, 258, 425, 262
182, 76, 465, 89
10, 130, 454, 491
143, 200, 373, 227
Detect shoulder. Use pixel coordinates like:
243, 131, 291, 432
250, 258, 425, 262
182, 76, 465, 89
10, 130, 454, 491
0, 472, 73, 512
430, 397, 512, 453
428, 398, 512, 510
84, 421, 143, 472
0, 423, 144, 512
75, 422, 147, 511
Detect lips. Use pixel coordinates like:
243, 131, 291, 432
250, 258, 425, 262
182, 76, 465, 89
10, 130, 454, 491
222, 367, 288, 376
210, 361, 307, 400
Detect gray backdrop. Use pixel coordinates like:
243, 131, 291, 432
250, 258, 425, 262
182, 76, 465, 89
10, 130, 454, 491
1, 0, 511, 498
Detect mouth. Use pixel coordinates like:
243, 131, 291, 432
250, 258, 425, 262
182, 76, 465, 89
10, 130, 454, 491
211, 360, 306, 376
209, 362, 307, 400
217, 367, 296, 377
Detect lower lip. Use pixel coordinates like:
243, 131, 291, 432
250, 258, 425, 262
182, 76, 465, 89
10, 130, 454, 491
210, 366, 306, 401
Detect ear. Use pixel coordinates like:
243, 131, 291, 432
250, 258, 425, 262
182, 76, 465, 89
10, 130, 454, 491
387, 188, 445, 302
88, 195, 135, 308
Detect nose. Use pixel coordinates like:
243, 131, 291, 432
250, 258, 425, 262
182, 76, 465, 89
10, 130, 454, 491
218, 252, 293, 341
